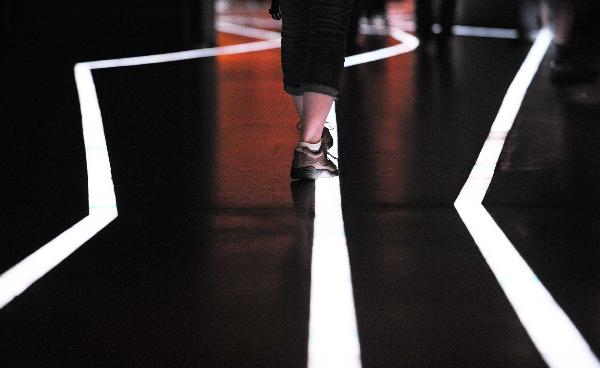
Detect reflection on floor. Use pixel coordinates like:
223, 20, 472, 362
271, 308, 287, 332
2, 2, 600, 368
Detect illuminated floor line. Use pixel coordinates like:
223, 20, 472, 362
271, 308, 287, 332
0, 24, 282, 310
345, 27, 419, 67
309, 108, 361, 368
81, 21, 281, 70
2, 16, 589, 368
451, 25, 519, 39
0, 64, 119, 309
216, 20, 282, 40
455, 28, 600, 368
308, 29, 419, 368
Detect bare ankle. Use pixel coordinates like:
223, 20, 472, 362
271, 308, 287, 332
300, 134, 322, 144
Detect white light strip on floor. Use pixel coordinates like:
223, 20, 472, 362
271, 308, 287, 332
345, 28, 419, 67
0, 213, 117, 309
451, 25, 519, 40
0, 64, 118, 309
455, 28, 600, 368
85, 38, 280, 70
309, 108, 361, 368
217, 15, 282, 32
0, 25, 282, 310
74, 64, 118, 211
216, 21, 282, 42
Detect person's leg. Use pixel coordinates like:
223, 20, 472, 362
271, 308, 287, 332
368, 0, 387, 28
540, 0, 552, 27
281, 0, 309, 142
282, 0, 337, 147
549, 0, 598, 83
374, 0, 387, 15
280, 0, 309, 117
288, 0, 353, 180
363, 0, 385, 16
291, 91, 338, 180
300, 0, 353, 144
553, 0, 574, 47
291, 95, 308, 142
300, 92, 334, 144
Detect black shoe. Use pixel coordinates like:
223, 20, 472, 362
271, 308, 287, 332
321, 126, 334, 151
290, 146, 339, 180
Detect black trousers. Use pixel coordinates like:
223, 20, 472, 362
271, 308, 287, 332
280, 0, 354, 98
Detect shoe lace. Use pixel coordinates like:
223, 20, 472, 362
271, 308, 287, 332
323, 122, 337, 160
325, 149, 338, 161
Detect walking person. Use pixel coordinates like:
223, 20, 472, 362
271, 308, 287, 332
270, 0, 354, 180
546, 0, 598, 83
365, 0, 388, 27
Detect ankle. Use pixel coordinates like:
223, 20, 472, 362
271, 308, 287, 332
300, 132, 323, 144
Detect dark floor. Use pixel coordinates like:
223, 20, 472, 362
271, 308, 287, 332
2, 2, 600, 368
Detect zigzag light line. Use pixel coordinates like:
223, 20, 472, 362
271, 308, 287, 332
0, 21, 281, 309
455, 28, 600, 368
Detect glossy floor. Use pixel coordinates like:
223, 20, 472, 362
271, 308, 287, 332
2, 3, 600, 368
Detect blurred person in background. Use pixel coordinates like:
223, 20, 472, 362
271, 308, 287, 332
546, 0, 599, 84
346, 0, 388, 55
415, 0, 457, 46
364, 0, 388, 28
270, 0, 354, 180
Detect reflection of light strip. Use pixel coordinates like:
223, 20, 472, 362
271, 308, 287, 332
309, 28, 418, 368
451, 25, 519, 39
455, 28, 600, 368
0, 25, 282, 310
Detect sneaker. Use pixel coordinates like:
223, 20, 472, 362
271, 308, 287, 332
290, 146, 339, 180
321, 126, 334, 151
